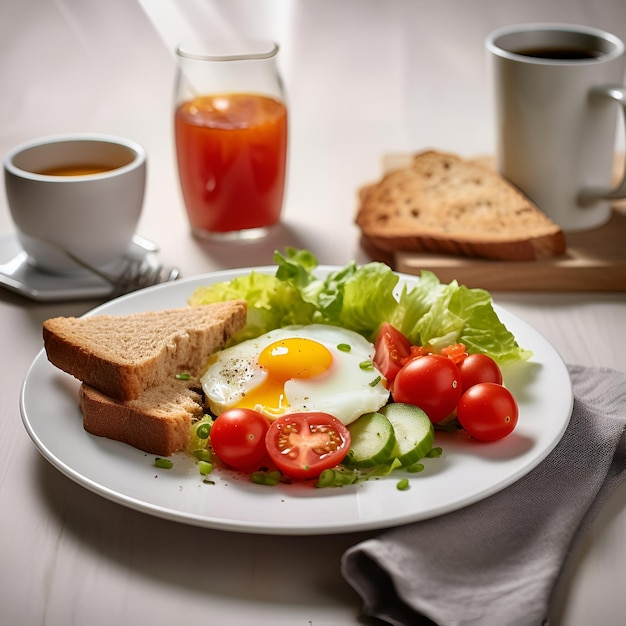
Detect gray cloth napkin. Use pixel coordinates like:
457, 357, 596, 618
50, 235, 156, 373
341, 365, 626, 626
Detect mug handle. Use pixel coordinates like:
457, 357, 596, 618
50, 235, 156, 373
578, 86, 626, 206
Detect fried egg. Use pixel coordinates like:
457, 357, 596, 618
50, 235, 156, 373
201, 324, 389, 424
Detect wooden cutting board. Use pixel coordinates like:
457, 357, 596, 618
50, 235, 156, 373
360, 154, 626, 292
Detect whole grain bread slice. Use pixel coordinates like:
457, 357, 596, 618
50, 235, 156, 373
79, 379, 204, 456
356, 150, 566, 261
43, 301, 247, 402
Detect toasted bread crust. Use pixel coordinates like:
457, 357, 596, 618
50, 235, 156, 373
356, 150, 566, 261
80, 381, 204, 456
43, 301, 247, 401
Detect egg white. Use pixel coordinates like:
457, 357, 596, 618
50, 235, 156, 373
201, 324, 389, 424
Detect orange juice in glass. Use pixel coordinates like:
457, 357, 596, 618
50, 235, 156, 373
174, 40, 288, 239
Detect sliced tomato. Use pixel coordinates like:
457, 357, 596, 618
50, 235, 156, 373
408, 344, 430, 360
265, 412, 351, 480
440, 343, 468, 364
373, 322, 412, 384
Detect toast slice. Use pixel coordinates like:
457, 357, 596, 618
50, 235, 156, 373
356, 150, 566, 261
79, 380, 204, 456
43, 301, 247, 402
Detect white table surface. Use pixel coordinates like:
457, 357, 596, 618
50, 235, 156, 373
1, 1, 625, 625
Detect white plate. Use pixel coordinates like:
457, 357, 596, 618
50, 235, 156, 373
20, 266, 573, 535
0, 233, 160, 301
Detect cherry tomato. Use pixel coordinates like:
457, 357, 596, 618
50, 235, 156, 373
373, 322, 412, 384
210, 408, 270, 470
458, 353, 503, 389
265, 412, 351, 480
457, 382, 518, 442
392, 354, 463, 423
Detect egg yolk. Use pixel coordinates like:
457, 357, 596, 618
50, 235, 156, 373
236, 337, 333, 414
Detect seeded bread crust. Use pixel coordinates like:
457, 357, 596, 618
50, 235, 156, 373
43, 301, 247, 402
356, 150, 566, 261
79, 380, 204, 456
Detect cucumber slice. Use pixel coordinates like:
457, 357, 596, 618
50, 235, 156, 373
380, 403, 435, 467
345, 411, 397, 468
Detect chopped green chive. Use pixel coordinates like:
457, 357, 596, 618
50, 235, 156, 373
369, 375, 382, 387
359, 360, 374, 370
192, 449, 212, 462
197, 461, 213, 475
426, 447, 443, 458
406, 463, 425, 473
337, 343, 352, 352
175, 373, 191, 380
396, 478, 410, 491
196, 423, 211, 439
251, 470, 282, 486
154, 457, 173, 469
316, 467, 360, 488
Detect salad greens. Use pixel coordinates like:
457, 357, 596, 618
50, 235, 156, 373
188, 247, 532, 364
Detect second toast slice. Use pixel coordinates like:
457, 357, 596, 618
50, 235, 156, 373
356, 150, 566, 261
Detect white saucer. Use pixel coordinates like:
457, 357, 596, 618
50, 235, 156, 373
0, 233, 160, 302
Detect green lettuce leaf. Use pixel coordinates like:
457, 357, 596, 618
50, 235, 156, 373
395, 272, 531, 363
188, 249, 532, 363
331, 262, 400, 340
188, 270, 317, 344
389, 270, 448, 342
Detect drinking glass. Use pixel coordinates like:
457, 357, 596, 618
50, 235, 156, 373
174, 39, 288, 240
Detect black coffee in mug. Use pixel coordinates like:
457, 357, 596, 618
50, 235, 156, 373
514, 46, 604, 60
486, 23, 626, 231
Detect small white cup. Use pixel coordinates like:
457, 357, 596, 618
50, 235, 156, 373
4, 133, 146, 273
486, 23, 626, 231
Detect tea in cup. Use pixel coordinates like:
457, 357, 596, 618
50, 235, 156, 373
4, 133, 146, 273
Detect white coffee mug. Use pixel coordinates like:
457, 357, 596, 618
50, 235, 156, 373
4, 133, 146, 273
486, 23, 626, 231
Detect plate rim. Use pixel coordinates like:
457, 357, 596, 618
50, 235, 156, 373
20, 265, 574, 535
